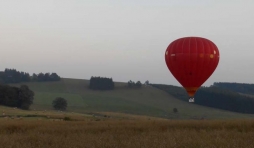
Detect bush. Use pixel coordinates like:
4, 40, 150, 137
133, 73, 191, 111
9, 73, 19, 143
52, 97, 67, 111
173, 108, 178, 113
63, 117, 71, 121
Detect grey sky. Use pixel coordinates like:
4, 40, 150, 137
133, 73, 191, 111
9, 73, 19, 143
0, 0, 254, 86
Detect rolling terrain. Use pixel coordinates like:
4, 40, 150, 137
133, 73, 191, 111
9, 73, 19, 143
9, 78, 254, 119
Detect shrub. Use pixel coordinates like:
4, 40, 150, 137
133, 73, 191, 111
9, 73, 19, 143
52, 97, 67, 111
173, 108, 178, 113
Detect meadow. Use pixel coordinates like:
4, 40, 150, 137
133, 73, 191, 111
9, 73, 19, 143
0, 118, 254, 148
10, 78, 254, 119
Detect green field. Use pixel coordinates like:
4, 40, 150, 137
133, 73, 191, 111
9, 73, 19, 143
10, 78, 254, 119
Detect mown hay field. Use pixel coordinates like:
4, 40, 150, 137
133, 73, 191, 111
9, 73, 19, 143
0, 119, 254, 148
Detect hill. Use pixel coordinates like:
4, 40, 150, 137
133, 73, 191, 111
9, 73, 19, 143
9, 78, 254, 119
213, 82, 254, 95
152, 84, 254, 114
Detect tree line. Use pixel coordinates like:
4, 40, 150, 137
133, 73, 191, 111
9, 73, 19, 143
151, 84, 254, 114
213, 82, 254, 95
89, 76, 114, 90
32, 72, 60, 82
0, 85, 34, 110
195, 86, 254, 113
0, 68, 60, 84
127, 80, 142, 88
88, 77, 148, 90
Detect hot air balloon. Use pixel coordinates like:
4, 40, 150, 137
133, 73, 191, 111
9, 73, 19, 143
165, 37, 220, 102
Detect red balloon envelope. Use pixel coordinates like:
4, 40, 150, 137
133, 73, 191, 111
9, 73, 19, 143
165, 37, 220, 99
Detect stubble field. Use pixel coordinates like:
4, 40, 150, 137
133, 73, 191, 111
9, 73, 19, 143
1, 119, 254, 148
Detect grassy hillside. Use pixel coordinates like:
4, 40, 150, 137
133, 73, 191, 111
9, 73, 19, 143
9, 78, 254, 119
151, 84, 254, 114
213, 82, 254, 95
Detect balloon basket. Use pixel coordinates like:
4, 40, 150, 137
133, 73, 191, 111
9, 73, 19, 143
189, 98, 195, 103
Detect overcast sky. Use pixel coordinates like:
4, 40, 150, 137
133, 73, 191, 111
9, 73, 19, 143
0, 0, 254, 86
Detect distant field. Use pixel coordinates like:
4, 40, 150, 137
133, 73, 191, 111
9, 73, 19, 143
10, 78, 254, 119
33, 92, 85, 109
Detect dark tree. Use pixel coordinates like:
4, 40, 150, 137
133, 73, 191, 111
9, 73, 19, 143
50, 73, 61, 81
0, 72, 5, 84
0, 68, 61, 83
144, 80, 149, 85
173, 108, 178, 113
0, 84, 34, 110
52, 97, 67, 111
135, 81, 142, 88
2, 68, 32, 83
18, 85, 34, 110
44, 73, 51, 81
36, 72, 61, 82
22, 72, 30, 82
89, 77, 114, 90
32, 73, 38, 81
127, 80, 135, 88
127, 80, 142, 88
37, 73, 45, 82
